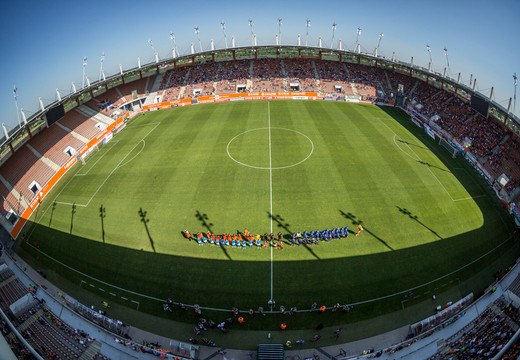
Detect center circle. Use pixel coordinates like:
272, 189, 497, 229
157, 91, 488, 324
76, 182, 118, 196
227, 127, 314, 169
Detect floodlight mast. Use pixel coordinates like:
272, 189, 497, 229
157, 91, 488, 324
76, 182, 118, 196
444, 47, 451, 77
355, 27, 361, 53
220, 21, 228, 49
194, 26, 202, 52
514, 73, 518, 115
99, 52, 105, 81
330, 22, 337, 49
249, 18, 255, 46
13, 86, 21, 128
426, 44, 433, 72
170, 32, 178, 58
305, 19, 311, 46
277, 17, 282, 45
374, 33, 383, 57
82, 57, 87, 89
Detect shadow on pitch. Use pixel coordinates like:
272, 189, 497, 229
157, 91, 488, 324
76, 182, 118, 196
195, 210, 231, 260
70, 203, 77, 234
139, 207, 155, 253
396, 206, 442, 240
268, 211, 320, 259
339, 210, 394, 251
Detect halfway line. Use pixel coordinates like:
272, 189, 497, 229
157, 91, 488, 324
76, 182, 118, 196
268, 101, 274, 308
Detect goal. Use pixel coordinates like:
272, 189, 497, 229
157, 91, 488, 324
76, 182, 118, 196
78, 144, 100, 165
439, 137, 459, 158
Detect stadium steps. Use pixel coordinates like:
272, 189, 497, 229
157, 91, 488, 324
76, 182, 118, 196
178, 86, 186, 99
78, 339, 102, 360
0, 175, 30, 209
408, 79, 421, 97
25, 144, 61, 172
0, 274, 17, 288
350, 82, 359, 96
488, 302, 520, 331
257, 344, 284, 360
312, 60, 319, 80
16, 309, 44, 332
280, 59, 286, 76
144, 75, 151, 94
76, 106, 113, 126
114, 87, 126, 103
149, 72, 164, 93
55, 122, 90, 144
342, 62, 350, 78
383, 69, 392, 91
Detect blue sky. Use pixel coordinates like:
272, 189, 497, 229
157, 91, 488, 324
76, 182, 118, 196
0, 0, 518, 131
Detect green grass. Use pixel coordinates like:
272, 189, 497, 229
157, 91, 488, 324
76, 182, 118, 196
19, 100, 517, 336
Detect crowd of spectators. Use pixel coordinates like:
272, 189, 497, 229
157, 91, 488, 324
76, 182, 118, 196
183, 63, 219, 98
284, 59, 317, 91
428, 296, 520, 360
251, 59, 284, 92
215, 60, 251, 94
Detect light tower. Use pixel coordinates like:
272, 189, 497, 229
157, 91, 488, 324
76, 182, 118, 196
426, 44, 433, 72
444, 47, 451, 77
514, 73, 518, 115
148, 39, 159, 63
194, 26, 202, 52
249, 17, 254, 46
277, 17, 282, 45
305, 19, 311, 46
374, 33, 384, 57
220, 21, 228, 49
330, 22, 337, 49
99, 52, 105, 81
13, 86, 21, 128
170, 32, 178, 58
355, 27, 362, 53
82, 56, 87, 89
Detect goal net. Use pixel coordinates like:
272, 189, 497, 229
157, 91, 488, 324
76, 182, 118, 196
439, 137, 459, 158
78, 144, 100, 165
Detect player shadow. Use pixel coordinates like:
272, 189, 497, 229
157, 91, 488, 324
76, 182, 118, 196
339, 210, 394, 251
268, 212, 320, 259
70, 203, 77, 234
138, 208, 156, 253
396, 206, 443, 240
194, 210, 231, 261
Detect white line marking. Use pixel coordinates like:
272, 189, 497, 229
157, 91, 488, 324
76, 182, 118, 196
383, 118, 483, 202
54, 123, 159, 208
268, 102, 274, 305
402, 140, 485, 202
226, 127, 314, 170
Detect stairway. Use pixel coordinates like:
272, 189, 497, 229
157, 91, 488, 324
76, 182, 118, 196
79, 340, 102, 360
257, 344, 284, 360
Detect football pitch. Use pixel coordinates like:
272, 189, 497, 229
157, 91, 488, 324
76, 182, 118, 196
21, 100, 516, 331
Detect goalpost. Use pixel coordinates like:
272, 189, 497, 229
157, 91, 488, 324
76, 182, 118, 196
78, 144, 100, 165
438, 137, 459, 158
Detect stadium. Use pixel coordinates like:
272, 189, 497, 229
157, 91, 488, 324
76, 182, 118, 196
1, 14, 520, 360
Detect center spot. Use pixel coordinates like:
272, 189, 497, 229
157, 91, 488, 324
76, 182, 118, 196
227, 128, 314, 170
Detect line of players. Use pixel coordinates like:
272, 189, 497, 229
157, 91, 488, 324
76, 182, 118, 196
184, 225, 362, 248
